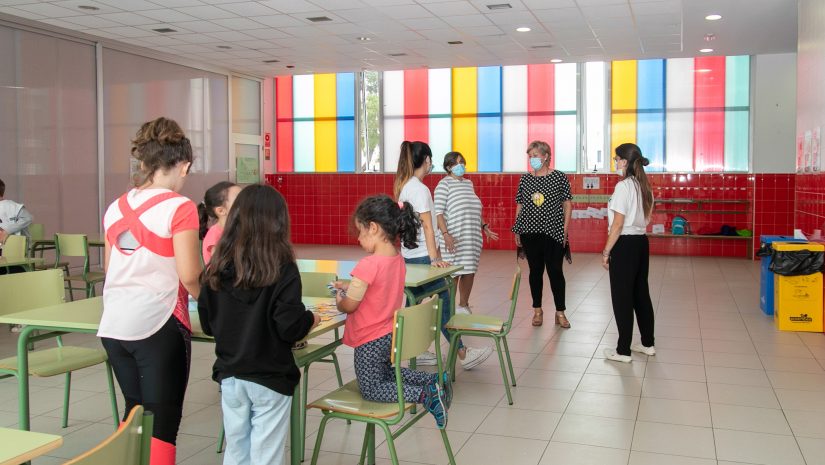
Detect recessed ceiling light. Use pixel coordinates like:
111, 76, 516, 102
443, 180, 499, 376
550, 59, 563, 63
486, 3, 512, 10
704, 33, 716, 42
447, 40, 463, 45
216, 45, 232, 49
516, 26, 531, 32
263, 59, 280, 63
699, 48, 713, 53
307, 16, 332, 22
152, 28, 176, 33
77, 5, 99, 10
357, 36, 372, 41
705, 14, 722, 21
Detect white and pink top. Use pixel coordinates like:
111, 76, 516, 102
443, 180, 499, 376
98, 188, 198, 341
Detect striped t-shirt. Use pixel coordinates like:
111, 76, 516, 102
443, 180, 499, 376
434, 176, 483, 274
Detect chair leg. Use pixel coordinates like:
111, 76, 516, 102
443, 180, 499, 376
365, 423, 376, 465
377, 422, 399, 465
309, 415, 331, 465
502, 336, 516, 387
358, 423, 370, 465
447, 333, 461, 383
440, 427, 457, 465
62, 372, 72, 428
105, 362, 119, 429
216, 425, 225, 453
300, 365, 310, 462
494, 338, 513, 405
330, 353, 344, 387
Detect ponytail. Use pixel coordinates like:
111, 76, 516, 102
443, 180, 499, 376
615, 143, 653, 218
393, 140, 433, 199
397, 201, 420, 249
352, 195, 421, 249
199, 181, 238, 239
197, 202, 209, 240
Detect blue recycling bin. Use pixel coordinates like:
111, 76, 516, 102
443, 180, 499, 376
760, 235, 806, 315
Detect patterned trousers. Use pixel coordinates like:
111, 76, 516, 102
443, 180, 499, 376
354, 333, 436, 403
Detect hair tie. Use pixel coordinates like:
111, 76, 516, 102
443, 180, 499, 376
398, 201, 404, 209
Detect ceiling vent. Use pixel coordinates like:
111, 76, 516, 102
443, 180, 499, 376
447, 40, 463, 45
263, 59, 280, 63
530, 44, 554, 49
388, 52, 407, 57
152, 28, 177, 33
486, 3, 512, 10
307, 16, 332, 22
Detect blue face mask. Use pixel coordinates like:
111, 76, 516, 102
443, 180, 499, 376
451, 164, 466, 177
529, 157, 544, 171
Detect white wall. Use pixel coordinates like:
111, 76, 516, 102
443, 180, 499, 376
797, 0, 825, 149
752, 53, 798, 173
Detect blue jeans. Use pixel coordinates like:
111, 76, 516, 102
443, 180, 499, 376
404, 255, 463, 350
221, 377, 291, 465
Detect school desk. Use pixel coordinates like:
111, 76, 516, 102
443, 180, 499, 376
0, 427, 62, 465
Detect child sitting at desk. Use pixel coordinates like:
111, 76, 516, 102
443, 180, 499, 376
198, 184, 320, 465
332, 195, 451, 429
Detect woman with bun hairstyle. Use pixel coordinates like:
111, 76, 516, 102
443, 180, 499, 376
602, 143, 656, 363
99, 117, 202, 464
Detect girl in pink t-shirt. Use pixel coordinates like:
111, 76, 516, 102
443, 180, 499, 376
197, 181, 241, 263
333, 195, 450, 429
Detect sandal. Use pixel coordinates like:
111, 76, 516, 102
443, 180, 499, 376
555, 312, 571, 329
532, 308, 544, 326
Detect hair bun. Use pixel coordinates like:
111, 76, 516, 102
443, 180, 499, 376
641, 157, 650, 167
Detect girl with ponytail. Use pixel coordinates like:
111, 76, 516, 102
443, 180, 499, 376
330, 195, 450, 428
393, 141, 493, 370
197, 181, 241, 263
602, 142, 656, 363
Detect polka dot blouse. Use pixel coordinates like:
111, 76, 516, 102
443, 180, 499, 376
511, 170, 573, 245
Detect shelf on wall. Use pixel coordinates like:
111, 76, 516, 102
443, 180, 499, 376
647, 233, 752, 240
655, 209, 748, 215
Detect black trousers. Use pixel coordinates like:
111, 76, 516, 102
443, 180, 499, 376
608, 235, 655, 356
102, 316, 191, 444
521, 233, 566, 311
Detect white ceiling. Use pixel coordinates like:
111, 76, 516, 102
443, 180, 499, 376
0, 0, 798, 76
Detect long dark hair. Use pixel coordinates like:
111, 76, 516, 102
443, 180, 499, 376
353, 195, 420, 249
615, 143, 653, 218
130, 117, 193, 187
393, 141, 432, 199
198, 181, 237, 239
202, 184, 294, 290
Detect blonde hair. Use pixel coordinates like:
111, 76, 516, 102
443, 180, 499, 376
526, 140, 551, 158
131, 117, 193, 187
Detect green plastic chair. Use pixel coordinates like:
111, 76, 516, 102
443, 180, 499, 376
446, 267, 522, 405
307, 299, 456, 465
55, 233, 105, 300
216, 271, 346, 455
64, 405, 154, 465
3, 234, 28, 259
0, 269, 119, 429
28, 224, 70, 273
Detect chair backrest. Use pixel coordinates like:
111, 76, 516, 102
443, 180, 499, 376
55, 234, 90, 258
0, 269, 65, 316
391, 299, 440, 364
502, 267, 523, 334
28, 223, 45, 240
2, 234, 28, 259
64, 406, 154, 465
300, 271, 337, 298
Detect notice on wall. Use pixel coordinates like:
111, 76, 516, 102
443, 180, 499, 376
813, 127, 821, 172
236, 157, 260, 184
797, 134, 805, 173
804, 130, 813, 172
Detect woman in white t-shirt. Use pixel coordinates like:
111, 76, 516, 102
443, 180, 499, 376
393, 141, 492, 370
99, 117, 202, 465
601, 143, 656, 364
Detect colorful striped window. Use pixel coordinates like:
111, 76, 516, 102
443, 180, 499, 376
609, 55, 750, 172
383, 64, 578, 173
275, 73, 356, 173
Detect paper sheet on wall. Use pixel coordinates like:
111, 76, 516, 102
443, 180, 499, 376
804, 130, 812, 172
813, 127, 821, 172
797, 134, 805, 173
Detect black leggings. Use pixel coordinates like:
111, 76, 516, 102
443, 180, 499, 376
608, 235, 655, 356
102, 316, 191, 445
521, 233, 566, 310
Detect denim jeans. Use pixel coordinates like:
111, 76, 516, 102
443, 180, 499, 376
404, 255, 463, 350
221, 377, 291, 465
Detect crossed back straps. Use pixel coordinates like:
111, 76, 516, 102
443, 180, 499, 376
106, 192, 182, 258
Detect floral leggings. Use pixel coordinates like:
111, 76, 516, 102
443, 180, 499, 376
354, 333, 436, 403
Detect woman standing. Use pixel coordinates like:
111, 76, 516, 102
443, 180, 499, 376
602, 143, 656, 363
434, 152, 499, 314
99, 117, 202, 465
512, 141, 573, 328
394, 141, 492, 370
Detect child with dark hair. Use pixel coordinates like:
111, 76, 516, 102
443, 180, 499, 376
332, 194, 450, 429
198, 184, 320, 465
0, 177, 34, 244
197, 181, 241, 263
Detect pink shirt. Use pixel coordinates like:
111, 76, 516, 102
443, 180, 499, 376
342, 254, 406, 348
202, 224, 223, 264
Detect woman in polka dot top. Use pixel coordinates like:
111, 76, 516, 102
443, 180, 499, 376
511, 140, 573, 328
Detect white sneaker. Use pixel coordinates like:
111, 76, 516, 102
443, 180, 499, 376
455, 306, 472, 315
630, 343, 656, 356
416, 351, 438, 366
461, 346, 493, 370
603, 348, 632, 363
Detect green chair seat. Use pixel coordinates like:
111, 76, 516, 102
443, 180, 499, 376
65, 271, 105, 284
0, 347, 108, 377
308, 380, 414, 419
445, 314, 505, 333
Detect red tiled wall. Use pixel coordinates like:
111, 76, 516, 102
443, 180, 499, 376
265, 172, 797, 258
795, 173, 825, 236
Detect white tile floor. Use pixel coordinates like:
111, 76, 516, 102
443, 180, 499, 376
3, 246, 825, 465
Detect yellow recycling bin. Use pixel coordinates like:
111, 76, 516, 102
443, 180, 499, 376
773, 242, 824, 332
